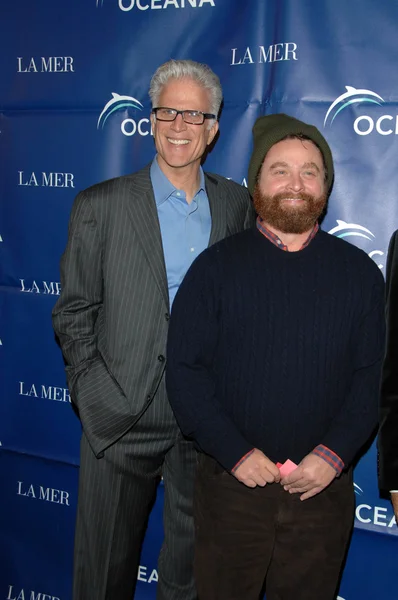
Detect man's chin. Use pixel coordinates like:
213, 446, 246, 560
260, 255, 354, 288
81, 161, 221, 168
264, 211, 319, 234
274, 223, 314, 235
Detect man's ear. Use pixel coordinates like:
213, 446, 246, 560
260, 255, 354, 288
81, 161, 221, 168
207, 120, 219, 146
150, 113, 156, 134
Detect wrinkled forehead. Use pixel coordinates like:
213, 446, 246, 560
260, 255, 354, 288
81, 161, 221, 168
263, 138, 325, 168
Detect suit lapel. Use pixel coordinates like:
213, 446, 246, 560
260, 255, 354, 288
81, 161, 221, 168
206, 173, 227, 246
125, 167, 169, 309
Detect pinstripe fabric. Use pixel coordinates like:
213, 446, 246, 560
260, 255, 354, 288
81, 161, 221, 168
52, 164, 255, 600
73, 379, 196, 600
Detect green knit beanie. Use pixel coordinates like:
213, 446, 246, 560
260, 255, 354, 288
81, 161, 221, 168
247, 113, 334, 196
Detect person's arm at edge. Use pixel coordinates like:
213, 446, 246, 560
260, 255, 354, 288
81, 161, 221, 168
378, 230, 398, 512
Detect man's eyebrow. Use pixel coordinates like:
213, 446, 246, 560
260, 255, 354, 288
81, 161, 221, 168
268, 161, 322, 172
302, 162, 321, 172
269, 161, 289, 169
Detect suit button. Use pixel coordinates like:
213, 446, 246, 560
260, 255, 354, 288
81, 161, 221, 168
165, 313, 170, 321
97, 451, 105, 459
147, 394, 151, 401
158, 354, 165, 362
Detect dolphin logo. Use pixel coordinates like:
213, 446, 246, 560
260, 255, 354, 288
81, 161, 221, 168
353, 483, 364, 496
328, 220, 375, 242
324, 86, 384, 127
329, 220, 384, 270
97, 93, 144, 129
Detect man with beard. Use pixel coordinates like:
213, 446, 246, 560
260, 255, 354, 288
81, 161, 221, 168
166, 114, 385, 600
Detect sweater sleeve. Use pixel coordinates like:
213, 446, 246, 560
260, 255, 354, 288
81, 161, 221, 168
320, 268, 386, 467
166, 250, 254, 471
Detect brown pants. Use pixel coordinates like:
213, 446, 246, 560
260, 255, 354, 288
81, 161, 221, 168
194, 454, 354, 600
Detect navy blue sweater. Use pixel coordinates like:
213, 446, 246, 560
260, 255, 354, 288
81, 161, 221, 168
166, 227, 385, 472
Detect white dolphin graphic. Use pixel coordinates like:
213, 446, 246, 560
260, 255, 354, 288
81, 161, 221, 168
97, 93, 144, 129
328, 220, 375, 242
324, 86, 384, 126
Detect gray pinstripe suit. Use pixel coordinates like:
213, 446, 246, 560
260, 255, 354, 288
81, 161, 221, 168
52, 164, 255, 600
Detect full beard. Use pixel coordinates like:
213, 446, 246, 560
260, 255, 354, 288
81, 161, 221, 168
253, 186, 327, 234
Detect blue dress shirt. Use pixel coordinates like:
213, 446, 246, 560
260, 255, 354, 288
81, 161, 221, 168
150, 157, 211, 308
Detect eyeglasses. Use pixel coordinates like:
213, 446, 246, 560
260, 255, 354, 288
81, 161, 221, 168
152, 107, 216, 125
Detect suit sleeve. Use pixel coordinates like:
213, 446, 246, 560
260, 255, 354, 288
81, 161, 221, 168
379, 231, 398, 490
166, 252, 254, 471
52, 191, 127, 455
320, 264, 385, 467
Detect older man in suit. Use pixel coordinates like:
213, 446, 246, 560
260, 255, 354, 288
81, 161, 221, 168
379, 229, 398, 520
52, 59, 254, 600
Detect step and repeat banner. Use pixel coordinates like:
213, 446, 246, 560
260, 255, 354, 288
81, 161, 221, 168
1, 1, 397, 598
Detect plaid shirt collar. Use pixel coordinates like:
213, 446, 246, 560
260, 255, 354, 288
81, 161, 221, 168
256, 217, 319, 251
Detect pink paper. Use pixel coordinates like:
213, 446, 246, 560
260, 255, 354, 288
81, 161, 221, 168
277, 459, 298, 478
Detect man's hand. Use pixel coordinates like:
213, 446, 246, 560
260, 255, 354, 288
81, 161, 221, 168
233, 448, 281, 488
391, 493, 398, 522
281, 453, 337, 500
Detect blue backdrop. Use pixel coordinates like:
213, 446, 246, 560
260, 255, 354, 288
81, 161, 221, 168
1, 1, 397, 599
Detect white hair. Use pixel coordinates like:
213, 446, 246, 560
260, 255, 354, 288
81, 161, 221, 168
149, 59, 222, 128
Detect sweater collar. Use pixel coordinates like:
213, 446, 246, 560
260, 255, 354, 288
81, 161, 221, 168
256, 217, 319, 251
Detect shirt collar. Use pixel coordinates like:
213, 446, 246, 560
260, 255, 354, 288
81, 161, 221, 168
256, 217, 319, 251
150, 156, 205, 207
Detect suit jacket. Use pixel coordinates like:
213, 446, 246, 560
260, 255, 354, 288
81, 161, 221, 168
379, 229, 398, 490
52, 164, 255, 457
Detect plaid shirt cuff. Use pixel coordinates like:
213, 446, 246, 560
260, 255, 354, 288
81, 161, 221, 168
312, 444, 344, 474
231, 449, 255, 473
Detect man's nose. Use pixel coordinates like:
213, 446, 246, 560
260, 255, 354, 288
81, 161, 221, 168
287, 172, 304, 192
170, 113, 187, 132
